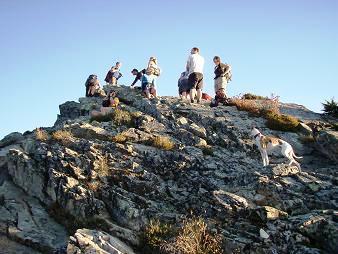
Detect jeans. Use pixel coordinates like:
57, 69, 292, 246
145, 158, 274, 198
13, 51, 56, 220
141, 74, 156, 91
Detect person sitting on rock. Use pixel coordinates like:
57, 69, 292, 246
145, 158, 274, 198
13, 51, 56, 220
211, 56, 232, 107
105, 62, 123, 86
141, 57, 161, 99
130, 68, 145, 88
178, 71, 190, 100
90, 90, 120, 117
85, 75, 106, 97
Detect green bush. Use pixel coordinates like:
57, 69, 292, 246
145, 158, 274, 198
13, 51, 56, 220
322, 98, 338, 117
90, 109, 137, 127
202, 146, 214, 156
265, 112, 300, 132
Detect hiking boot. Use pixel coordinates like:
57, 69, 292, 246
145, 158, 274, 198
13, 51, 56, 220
196, 99, 201, 104
191, 99, 195, 103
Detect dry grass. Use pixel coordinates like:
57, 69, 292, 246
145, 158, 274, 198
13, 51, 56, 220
90, 109, 137, 127
151, 136, 175, 150
87, 181, 102, 192
113, 132, 128, 143
35, 128, 49, 141
229, 98, 280, 116
141, 217, 223, 254
229, 97, 300, 132
164, 217, 223, 254
94, 154, 110, 177
52, 130, 73, 145
143, 219, 176, 251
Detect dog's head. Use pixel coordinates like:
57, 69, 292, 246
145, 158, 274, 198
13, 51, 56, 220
250, 127, 260, 137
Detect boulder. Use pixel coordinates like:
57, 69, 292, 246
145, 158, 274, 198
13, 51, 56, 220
255, 206, 288, 221
315, 130, 338, 162
67, 229, 135, 254
0, 132, 23, 148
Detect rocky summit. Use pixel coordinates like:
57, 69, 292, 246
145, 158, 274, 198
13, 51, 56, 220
0, 85, 337, 254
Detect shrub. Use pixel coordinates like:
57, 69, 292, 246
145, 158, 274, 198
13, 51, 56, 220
322, 98, 338, 117
35, 128, 49, 141
242, 93, 267, 100
265, 112, 300, 132
94, 154, 110, 177
90, 109, 137, 127
87, 181, 102, 192
52, 130, 73, 145
202, 146, 214, 156
113, 133, 127, 143
151, 136, 175, 150
112, 109, 133, 126
142, 219, 176, 252
163, 217, 223, 254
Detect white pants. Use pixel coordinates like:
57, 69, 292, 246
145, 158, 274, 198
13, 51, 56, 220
214, 77, 228, 94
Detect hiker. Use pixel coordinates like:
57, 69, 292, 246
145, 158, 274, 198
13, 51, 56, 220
186, 47, 204, 103
91, 90, 120, 117
178, 71, 190, 100
141, 57, 161, 99
130, 68, 145, 88
105, 62, 123, 85
211, 56, 232, 107
85, 75, 106, 97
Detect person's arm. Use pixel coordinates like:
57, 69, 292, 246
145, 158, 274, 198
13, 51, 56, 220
186, 56, 191, 73
131, 75, 140, 86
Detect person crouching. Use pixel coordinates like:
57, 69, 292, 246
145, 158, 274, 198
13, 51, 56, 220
90, 90, 119, 117
178, 71, 190, 100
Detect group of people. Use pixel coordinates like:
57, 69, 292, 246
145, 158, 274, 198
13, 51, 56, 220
84, 47, 232, 117
177, 48, 232, 106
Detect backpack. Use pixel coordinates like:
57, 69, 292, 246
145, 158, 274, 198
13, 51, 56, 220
224, 64, 232, 82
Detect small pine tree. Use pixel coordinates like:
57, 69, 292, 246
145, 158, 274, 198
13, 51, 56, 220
322, 98, 338, 118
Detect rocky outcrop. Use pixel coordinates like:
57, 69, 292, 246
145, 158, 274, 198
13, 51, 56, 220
67, 229, 135, 254
315, 130, 338, 162
0, 85, 336, 253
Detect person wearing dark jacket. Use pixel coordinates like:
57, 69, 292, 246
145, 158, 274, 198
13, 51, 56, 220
211, 56, 231, 107
130, 69, 145, 88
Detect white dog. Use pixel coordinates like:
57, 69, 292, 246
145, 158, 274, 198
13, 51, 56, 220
251, 128, 302, 170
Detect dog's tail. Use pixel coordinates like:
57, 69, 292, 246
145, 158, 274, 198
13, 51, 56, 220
292, 151, 303, 160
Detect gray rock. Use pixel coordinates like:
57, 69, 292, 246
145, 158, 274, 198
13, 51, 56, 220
0, 132, 23, 148
315, 130, 338, 162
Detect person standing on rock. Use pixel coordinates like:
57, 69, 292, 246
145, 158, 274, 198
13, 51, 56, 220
211, 56, 232, 106
186, 47, 204, 103
105, 62, 123, 86
141, 57, 161, 99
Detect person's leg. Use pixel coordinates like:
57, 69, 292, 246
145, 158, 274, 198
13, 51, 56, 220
188, 73, 197, 103
196, 74, 204, 103
112, 77, 117, 85
196, 89, 202, 102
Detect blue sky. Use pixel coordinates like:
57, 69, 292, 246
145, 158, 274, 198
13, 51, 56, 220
0, 0, 337, 138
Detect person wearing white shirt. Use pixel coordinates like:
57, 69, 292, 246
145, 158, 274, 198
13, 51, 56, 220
186, 47, 205, 103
